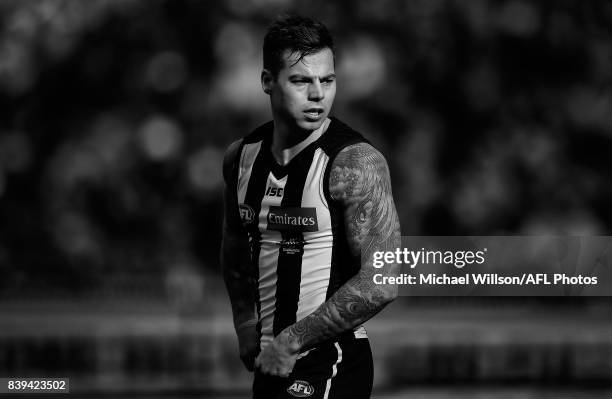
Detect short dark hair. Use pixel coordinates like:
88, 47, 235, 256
263, 15, 334, 77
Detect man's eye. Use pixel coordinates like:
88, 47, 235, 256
322, 79, 335, 85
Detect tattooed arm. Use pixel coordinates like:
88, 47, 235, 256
221, 139, 259, 371
255, 143, 401, 377
286, 143, 402, 346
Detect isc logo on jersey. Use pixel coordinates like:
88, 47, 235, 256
265, 186, 283, 197
267, 206, 318, 232
287, 380, 314, 397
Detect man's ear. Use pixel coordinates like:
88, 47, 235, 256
261, 69, 273, 95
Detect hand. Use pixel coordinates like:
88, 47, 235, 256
237, 320, 259, 371
254, 329, 300, 377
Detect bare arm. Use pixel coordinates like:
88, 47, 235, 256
283, 143, 401, 350
255, 143, 401, 376
220, 139, 259, 370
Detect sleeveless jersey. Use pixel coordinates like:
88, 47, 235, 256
232, 117, 369, 349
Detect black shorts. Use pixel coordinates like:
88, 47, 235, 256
253, 333, 373, 399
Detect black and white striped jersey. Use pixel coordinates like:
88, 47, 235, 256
231, 117, 369, 349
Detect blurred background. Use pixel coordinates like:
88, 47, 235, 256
0, 0, 611, 397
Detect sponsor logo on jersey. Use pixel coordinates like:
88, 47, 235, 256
239, 204, 255, 226
265, 186, 284, 197
279, 237, 306, 255
266, 207, 318, 232
287, 380, 314, 397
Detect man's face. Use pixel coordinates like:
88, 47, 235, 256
264, 48, 336, 132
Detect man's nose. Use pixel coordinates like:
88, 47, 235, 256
308, 80, 324, 101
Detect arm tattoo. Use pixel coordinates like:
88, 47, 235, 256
285, 143, 401, 351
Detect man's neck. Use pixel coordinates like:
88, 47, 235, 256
271, 118, 330, 166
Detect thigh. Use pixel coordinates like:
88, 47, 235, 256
324, 338, 373, 399
252, 372, 287, 399
253, 337, 373, 399
252, 346, 334, 399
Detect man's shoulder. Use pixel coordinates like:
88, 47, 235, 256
320, 117, 371, 157
321, 118, 390, 203
222, 139, 243, 183
328, 142, 390, 203
222, 120, 274, 181
329, 142, 388, 178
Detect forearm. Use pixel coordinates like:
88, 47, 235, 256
221, 236, 256, 329
282, 269, 397, 352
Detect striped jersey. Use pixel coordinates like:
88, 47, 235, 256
231, 117, 369, 349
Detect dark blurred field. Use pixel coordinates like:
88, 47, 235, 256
1, 0, 612, 396
2, 292, 612, 396
2, 0, 612, 300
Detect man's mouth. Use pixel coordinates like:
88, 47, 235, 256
303, 109, 324, 118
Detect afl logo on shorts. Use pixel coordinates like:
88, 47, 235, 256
287, 380, 314, 397
239, 204, 255, 226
